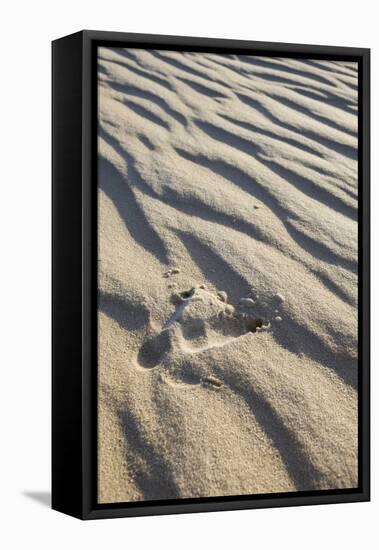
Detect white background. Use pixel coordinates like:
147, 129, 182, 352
1, 1, 376, 548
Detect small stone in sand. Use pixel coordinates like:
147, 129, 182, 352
163, 268, 180, 278
199, 284, 206, 289
253, 205, 260, 209
217, 291, 228, 303
274, 316, 282, 322
203, 376, 223, 389
225, 304, 235, 315
274, 293, 285, 304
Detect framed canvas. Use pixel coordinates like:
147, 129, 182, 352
52, 30, 370, 520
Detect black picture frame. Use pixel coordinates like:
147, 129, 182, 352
52, 30, 370, 520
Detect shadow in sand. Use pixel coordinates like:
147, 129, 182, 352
236, 93, 357, 160
99, 291, 150, 331
174, 229, 253, 304
223, 376, 322, 491
104, 79, 187, 126
175, 147, 356, 274
98, 147, 169, 264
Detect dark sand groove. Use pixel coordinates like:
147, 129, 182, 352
174, 147, 355, 273
176, 75, 230, 99
258, 157, 357, 220
105, 79, 188, 126
98, 290, 150, 332
220, 374, 324, 490
263, 92, 357, 138
195, 116, 356, 218
120, 98, 171, 130
219, 113, 327, 158
238, 55, 340, 87
148, 49, 213, 80
99, 55, 174, 91
174, 229, 254, 303
119, 403, 180, 500
98, 152, 170, 264
288, 86, 357, 115
236, 93, 358, 160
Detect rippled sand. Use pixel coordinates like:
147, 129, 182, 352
97, 48, 358, 503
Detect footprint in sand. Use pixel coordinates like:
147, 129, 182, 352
136, 286, 271, 374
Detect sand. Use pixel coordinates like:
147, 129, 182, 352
97, 48, 358, 503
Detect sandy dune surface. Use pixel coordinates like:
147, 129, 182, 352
97, 47, 358, 503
